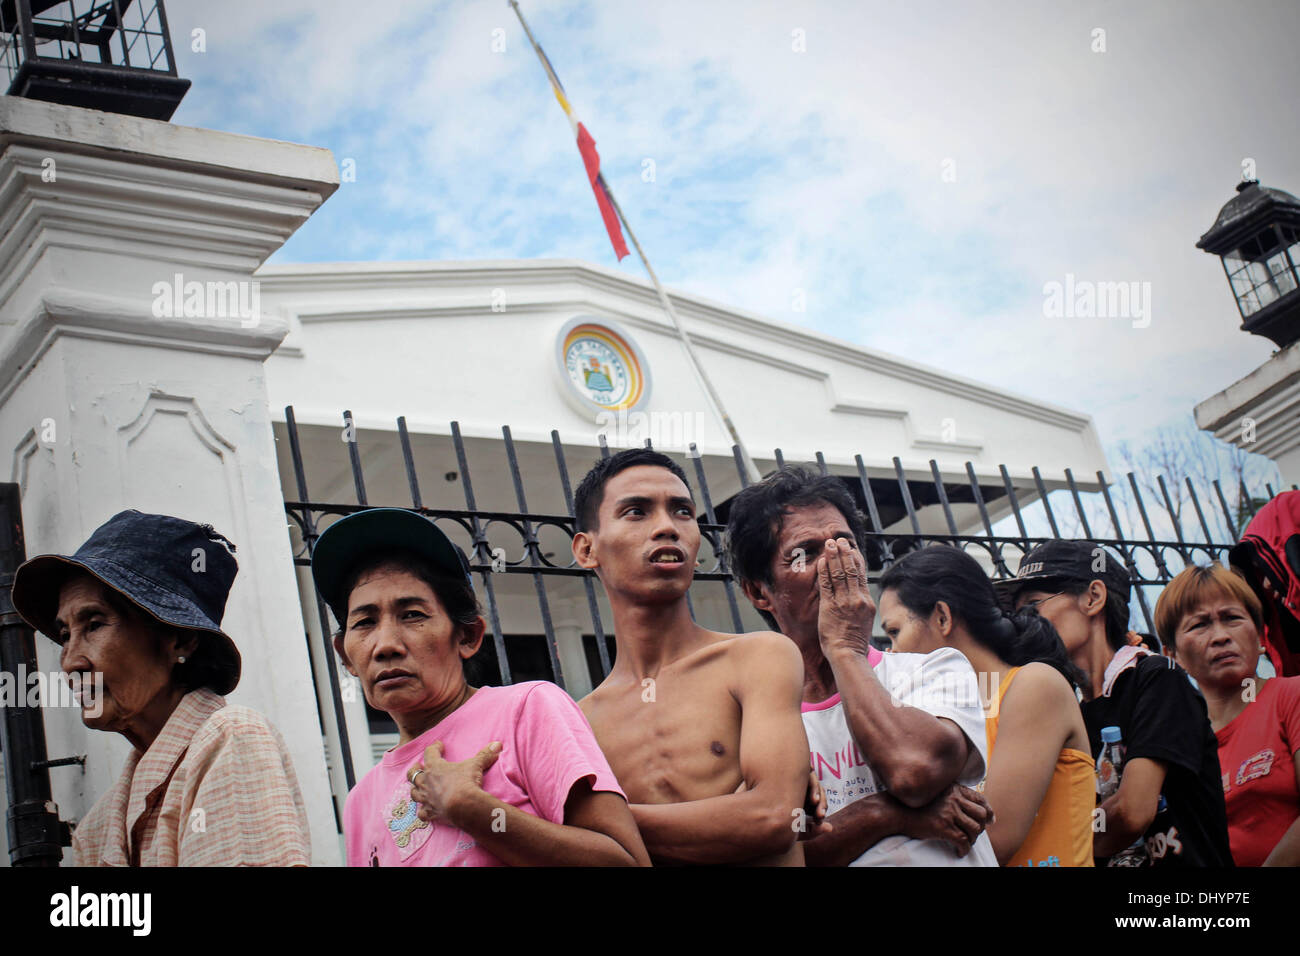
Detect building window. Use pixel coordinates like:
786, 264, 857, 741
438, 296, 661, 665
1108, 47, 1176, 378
1224, 226, 1300, 318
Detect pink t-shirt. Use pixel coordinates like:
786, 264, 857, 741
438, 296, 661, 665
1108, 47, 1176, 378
344, 681, 625, 866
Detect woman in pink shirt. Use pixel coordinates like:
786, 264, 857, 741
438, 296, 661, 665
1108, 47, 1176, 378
312, 508, 649, 866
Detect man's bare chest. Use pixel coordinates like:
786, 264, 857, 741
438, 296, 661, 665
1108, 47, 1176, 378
587, 674, 744, 804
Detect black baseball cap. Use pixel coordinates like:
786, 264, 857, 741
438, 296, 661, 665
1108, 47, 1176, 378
994, 539, 1132, 610
310, 508, 473, 626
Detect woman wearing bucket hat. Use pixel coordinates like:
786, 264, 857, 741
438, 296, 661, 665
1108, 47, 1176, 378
11, 510, 312, 866
312, 507, 649, 866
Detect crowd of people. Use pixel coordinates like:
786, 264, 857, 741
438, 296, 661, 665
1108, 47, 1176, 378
10, 448, 1299, 866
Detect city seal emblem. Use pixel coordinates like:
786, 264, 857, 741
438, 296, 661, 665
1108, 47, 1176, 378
555, 317, 652, 415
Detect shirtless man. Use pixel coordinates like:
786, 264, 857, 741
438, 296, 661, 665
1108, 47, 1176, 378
572, 448, 812, 865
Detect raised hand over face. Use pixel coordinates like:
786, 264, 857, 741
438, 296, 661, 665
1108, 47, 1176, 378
816, 537, 876, 657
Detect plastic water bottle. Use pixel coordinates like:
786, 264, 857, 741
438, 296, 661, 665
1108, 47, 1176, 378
1095, 726, 1149, 866
1096, 726, 1124, 800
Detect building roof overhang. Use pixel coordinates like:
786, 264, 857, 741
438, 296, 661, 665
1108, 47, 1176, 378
257, 258, 1096, 433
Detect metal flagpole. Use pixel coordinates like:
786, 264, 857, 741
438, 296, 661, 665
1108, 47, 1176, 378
508, 0, 762, 484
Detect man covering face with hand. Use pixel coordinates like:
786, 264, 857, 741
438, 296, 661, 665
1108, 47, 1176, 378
727, 467, 997, 866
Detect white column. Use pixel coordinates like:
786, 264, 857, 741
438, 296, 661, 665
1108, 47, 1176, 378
0, 96, 341, 865
552, 594, 594, 699
294, 562, 376, 806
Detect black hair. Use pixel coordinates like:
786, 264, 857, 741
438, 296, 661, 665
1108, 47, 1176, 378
878, 544, 1087, 691
572, 447, 692, 533
725, 466, 869, 631
171, 635, 238, 693
1051, 577, 1132, 652
1134, 631, 1162, 654
335, 548, 485, 679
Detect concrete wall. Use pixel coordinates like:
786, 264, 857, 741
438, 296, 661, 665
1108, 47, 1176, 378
0, 96, 341, 865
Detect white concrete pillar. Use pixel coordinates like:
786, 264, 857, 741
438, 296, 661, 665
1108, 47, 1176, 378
552, 594, 594, 699
294, 562, 375, 813
0, 96, 341, 864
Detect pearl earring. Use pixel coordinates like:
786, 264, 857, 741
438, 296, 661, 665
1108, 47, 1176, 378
177, 656, 187, 664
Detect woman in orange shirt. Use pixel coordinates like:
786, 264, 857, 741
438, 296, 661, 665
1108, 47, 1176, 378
879, 546, 1095, 866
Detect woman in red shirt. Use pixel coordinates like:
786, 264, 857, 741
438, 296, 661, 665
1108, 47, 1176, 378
1156, 564, 1300, 866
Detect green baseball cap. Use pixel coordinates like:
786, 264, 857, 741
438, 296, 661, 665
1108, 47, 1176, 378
310, 508, 473, 625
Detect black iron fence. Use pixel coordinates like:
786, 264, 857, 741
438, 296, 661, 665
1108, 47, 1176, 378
281, 406, 1293, 792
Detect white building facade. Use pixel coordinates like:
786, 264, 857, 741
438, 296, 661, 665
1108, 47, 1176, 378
1195, 341, 1300, 486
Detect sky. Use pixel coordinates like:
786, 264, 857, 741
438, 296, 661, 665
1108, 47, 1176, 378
161, 0, 1300, 460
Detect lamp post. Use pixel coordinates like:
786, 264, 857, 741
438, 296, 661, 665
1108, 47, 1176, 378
1, 0, 189, 119
1197, 178, 1300, 350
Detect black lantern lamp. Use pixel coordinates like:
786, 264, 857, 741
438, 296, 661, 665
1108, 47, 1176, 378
1197, 179, 1300, 350
0, 0, 189, 120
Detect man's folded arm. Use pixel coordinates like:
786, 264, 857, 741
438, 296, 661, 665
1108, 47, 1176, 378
802, 793, 908, 867
631, 633, 810, 864
825, 645, 970, 807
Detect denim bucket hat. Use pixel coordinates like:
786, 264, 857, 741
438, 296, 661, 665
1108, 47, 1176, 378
11, 510, 242, 694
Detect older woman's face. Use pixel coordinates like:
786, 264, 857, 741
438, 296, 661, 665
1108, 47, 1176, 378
1173, 590, 1262, 690
55, 576, 176, 733
338, 566, 477, 719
